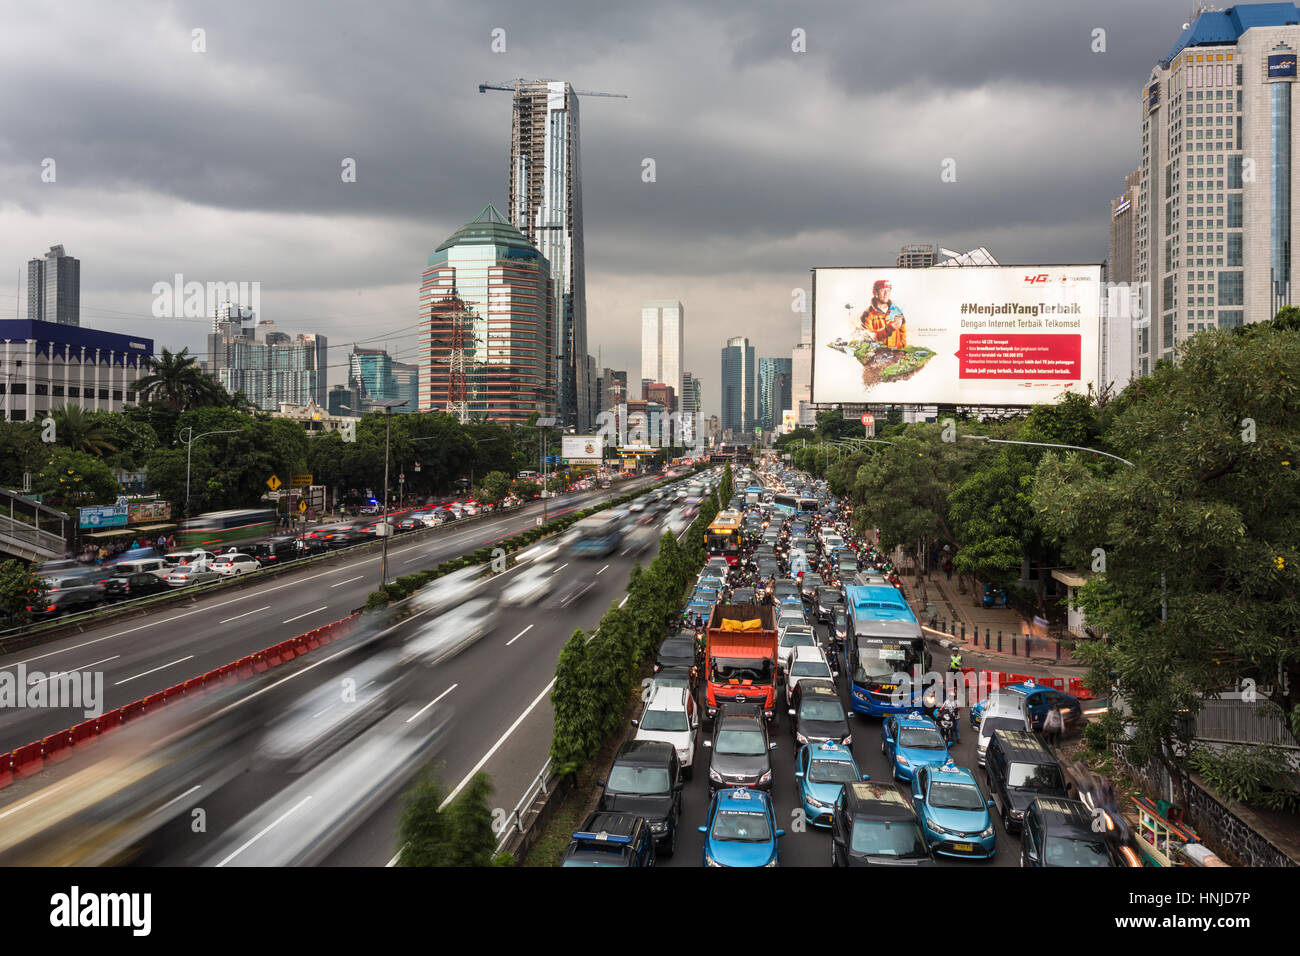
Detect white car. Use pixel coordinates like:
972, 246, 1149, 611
633, 685, 699, 778
163, 550, 217, 568
401, 597, 498, 665
976, 699, 1032, 767
777, 624, 817, 676
409, 565, 484, 615
785, 645, 836, 702
500, 562, 555, 606
212, 553, 259, 577
165, 562, 221, 588
776, 607, 808, 640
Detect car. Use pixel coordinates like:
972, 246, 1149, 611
704, 702, 776, 795
794, 740, 867, 827
729, 587, 756, 605
798, 573, 824, 603
969, 681, 1084, 735
831, 606, 849, 647
165, 563, 221, 588
400, 597, 498, 664
776, 605, 807, 639
785, 644, 836, 702
880, 711, 951, 782
244, 538, 299, 567
788, 679, 851, 747
698, 788, 783, 867
105, 557, 170, 580
815, 586, 845, 624
984, 729, 1070, 833
648, 665, 697, 707
911, 761, 997, 859
500, 562, 555, 606
633, 685, 699, 778
26, 585, 102, 619
211, 553, 259, 577
41, 569, 110, 596
1020, 797, 1126, 868
776, 623, 817, 677
831, 781, 935, 867
597, 740, 684, 856
162, 550, 218, 568
772, 579, 800, 603
655, 634, 697, 673
705, 557, 731, 574
561, 812, 656, 867
975, 700, 1033, 767
104, 571, 169, 601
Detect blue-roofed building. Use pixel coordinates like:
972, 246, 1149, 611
1135, 3, 1300, 377
0, 319, 153, 422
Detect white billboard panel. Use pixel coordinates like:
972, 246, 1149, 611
562, 435, 604, 460
812, 266, 1101, 406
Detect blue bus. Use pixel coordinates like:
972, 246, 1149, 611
567, 513, 625, 558
771, 493, 799, 517
843, 584, 932, 717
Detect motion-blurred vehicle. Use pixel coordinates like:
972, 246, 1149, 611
26, 586, 102, 619
212, 553, 259, 577
104, 571, 169, 601
409, 565, 485, 615
401, 597, 498, 665
501, 562, 555, 606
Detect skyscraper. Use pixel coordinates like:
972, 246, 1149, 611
419, 204, 555, 424
896, 243, 937, 268
349, 346, 395, 405
1105, 168, 1141, 389
391, 360, 419, 415
26, 245, 80, 326
680, 371, 701, 418
758, 357, 792, 430
502, 80, 590, 429
1137, 4, 1300, 372
721, 336, 756, 439
641, 300, 684, 400
206, 320, 319, 411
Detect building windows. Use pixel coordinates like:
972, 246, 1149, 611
35, 383, 47, 396
1217, 272, 1243, 305
52, 385, 64, 397
67, 386, 79, 398
97, 388, 108, 400
1218, 311, 1243, 328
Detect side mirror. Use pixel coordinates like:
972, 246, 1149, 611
787, 708, 796, 716
703, 740, 712, 748
697, 825, 708, 834
769, 741, 778, 750
861, 773, 871, 781
674, 782, 684, 791
988, 799, 996, 810
631, 719, 639, 727
775, 829, 786, 838
596, 779, 606, 788
884, 736, 895, 746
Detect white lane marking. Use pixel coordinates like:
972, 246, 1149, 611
150, 784, 202, 817
440, 677, 557, 810
114, 655, 195, 686
620, 547, 631, 556
282, 606, 329, 624
219, 605, 270, 624
551, 563, 567, 574
25, 655, 119, 684
406, 683, 457, 724
619, 595, 629, 608
596, 565, 609, 575
330, 575, 364, 588
506, 624, 534, 647
216, 795, 314, 867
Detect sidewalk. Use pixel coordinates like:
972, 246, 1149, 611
898, 570, 1084, 677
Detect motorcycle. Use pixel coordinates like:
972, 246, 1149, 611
935, 706, 959, 746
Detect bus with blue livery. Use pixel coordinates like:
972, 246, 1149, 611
745, 485, 762, 506
772, 493, 799, 517
842, 583, 931, 717
567, 512, 625, 558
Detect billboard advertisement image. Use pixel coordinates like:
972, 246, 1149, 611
562, 435, 604, 461
812, 265, 1101, 406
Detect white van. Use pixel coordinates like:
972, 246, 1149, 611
108, 558, 170, 580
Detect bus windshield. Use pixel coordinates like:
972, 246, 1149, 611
853, 639, 921, 684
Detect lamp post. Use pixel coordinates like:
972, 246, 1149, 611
537, 416, 557, 522
364, 398, 409, 590
179, 427, 240, 518
961, 435, 1163, 623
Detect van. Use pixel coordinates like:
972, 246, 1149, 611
984, 730, 1070, 833
245, 537, 299, 567
106, 558, 170, 580
975, 700, 1032, 767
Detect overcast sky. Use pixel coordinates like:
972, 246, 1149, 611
0, 0, 1199, 417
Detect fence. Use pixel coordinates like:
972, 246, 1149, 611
1195, 697, 1300, 751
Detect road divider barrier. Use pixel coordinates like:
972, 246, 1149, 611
0, 613, 359, 793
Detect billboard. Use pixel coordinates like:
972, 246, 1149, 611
1268, 54, 1297, 79
562, 435, 603, 461
812, 266, 1101, 406
781, 410, 796, 434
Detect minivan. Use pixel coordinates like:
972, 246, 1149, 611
245, 537, 299, 567
984, 730, 1070, 833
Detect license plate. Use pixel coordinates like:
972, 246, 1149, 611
952, 842, 975, 852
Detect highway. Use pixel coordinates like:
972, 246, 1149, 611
0, 479, 655, 755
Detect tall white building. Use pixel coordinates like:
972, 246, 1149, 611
640, 299, 684, 399
1138, 4, 1300, 373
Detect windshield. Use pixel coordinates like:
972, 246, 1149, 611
799, 699, 845, 723
606, 765, 670, 795
641, 709, 689, 732
853, 641, 920, 683
1045, 836, 1113, 867
712, 809, 772, 842
712, 659, 773, 684
780, 631, 814, 651
659, 641, 694, 662
564, 847, 632, 867
899, 727, 946, 750
928, 781, 985, 811
1007, 763, 1066, 790
715, 729, 766, 756
774, 583, 798, 597
802, 576, 824, 588
981, 716, 1025, 738
791, 660, 831, 679
849, 818, 928, 858
808, 759, 858, 784
779, 613, 805, 629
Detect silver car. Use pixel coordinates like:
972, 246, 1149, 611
165, 562, 221, 588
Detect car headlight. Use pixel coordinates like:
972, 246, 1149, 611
843, 735, 852, 745
795, 732, 809, 745
896, 754, 909, 767
709, 767, 724, 783
704, 854, 722, 867
649, 821, 668, 834
758, 770, 772, 785
1010, 809, 1024, 819
928, 821, 951, 835
980, 825, 995, 838
804, 794, 827, 809
764, 858, 779, 867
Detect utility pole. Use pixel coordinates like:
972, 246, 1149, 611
368, 398, 408, 589
537, 416, 556, 522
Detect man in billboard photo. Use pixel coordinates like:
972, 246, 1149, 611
859, 279, 907, 348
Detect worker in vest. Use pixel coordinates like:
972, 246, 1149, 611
949, 650, 963, 674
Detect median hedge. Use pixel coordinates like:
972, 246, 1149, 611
548, 488, 719, 776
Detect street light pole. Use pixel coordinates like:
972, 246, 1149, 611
366, 398, 408, 590
180, 427, 241, 517
537, 417, 556, 522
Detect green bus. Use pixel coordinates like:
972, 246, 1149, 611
176, 508, 277, 548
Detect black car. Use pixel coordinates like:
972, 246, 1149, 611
26, 586, 102, 619
814, 586, 845, 624
799, 573, 824, 604
597, 740, 683, 856
704, 702, 776, 796
104, 571, 169, 601
984, 730, 1070, 833
831, 781, 935, 867
655, 634, 697, 673
245, 537, 300, 567
1021, 797, 1124, 868
730, 588, 756, 605
561, 812, 656, 867
788, 680, 851, 746
295, 536, 330, 557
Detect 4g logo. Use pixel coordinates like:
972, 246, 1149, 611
1024, 274, 1050, 285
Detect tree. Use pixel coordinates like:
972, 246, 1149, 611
0, 560, 44, 625
33, 448, 121, 509
476, 470, 511, 505
947, 447, 1038, 597
396, 770, 503, 867
1032, 322, 1300, 803
133, 347, 228, 411
49, 404, 118, 458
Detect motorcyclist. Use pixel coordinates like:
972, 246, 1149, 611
939, 688, 961, 743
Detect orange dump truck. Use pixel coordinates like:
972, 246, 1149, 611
704, 602, 778, 722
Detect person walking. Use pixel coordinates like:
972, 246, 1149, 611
1043, 703, 1065, 749
943, 557, 953, 581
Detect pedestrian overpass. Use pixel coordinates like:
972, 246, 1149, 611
0, 488, 70, 563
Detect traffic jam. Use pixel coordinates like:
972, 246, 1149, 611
565, 463, 1141, 868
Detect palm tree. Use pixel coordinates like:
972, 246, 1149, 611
134, 347, 230, 411
50, 404, 118, 457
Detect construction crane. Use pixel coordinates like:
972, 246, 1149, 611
478, 79, 627, 99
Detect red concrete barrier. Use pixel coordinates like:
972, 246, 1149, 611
184, 676, 206, 695
250, 652, 268, 674
12, 741, 43, 778
96, 708, 123, 734
0, 752, 11, 790
235, 655, 255, 679
278, 639, 300, 660
143, 691, 167, 713
163, 683, 186, 702
264, 644, 283, 667
218, 663, 238, 684
42, 729, 73, 764
304, 629, 320, 649
70, 719, 97, 746
120, 700, 146, 723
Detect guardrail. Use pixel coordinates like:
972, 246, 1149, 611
495, 757, 557, 857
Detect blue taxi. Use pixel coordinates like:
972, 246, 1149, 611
910, 760, 997, 859
880, 711, 951, 782
794, 741, 868, 828
698, 788, 783, 867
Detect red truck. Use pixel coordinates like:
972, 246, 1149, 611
704, 603, 779, 722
